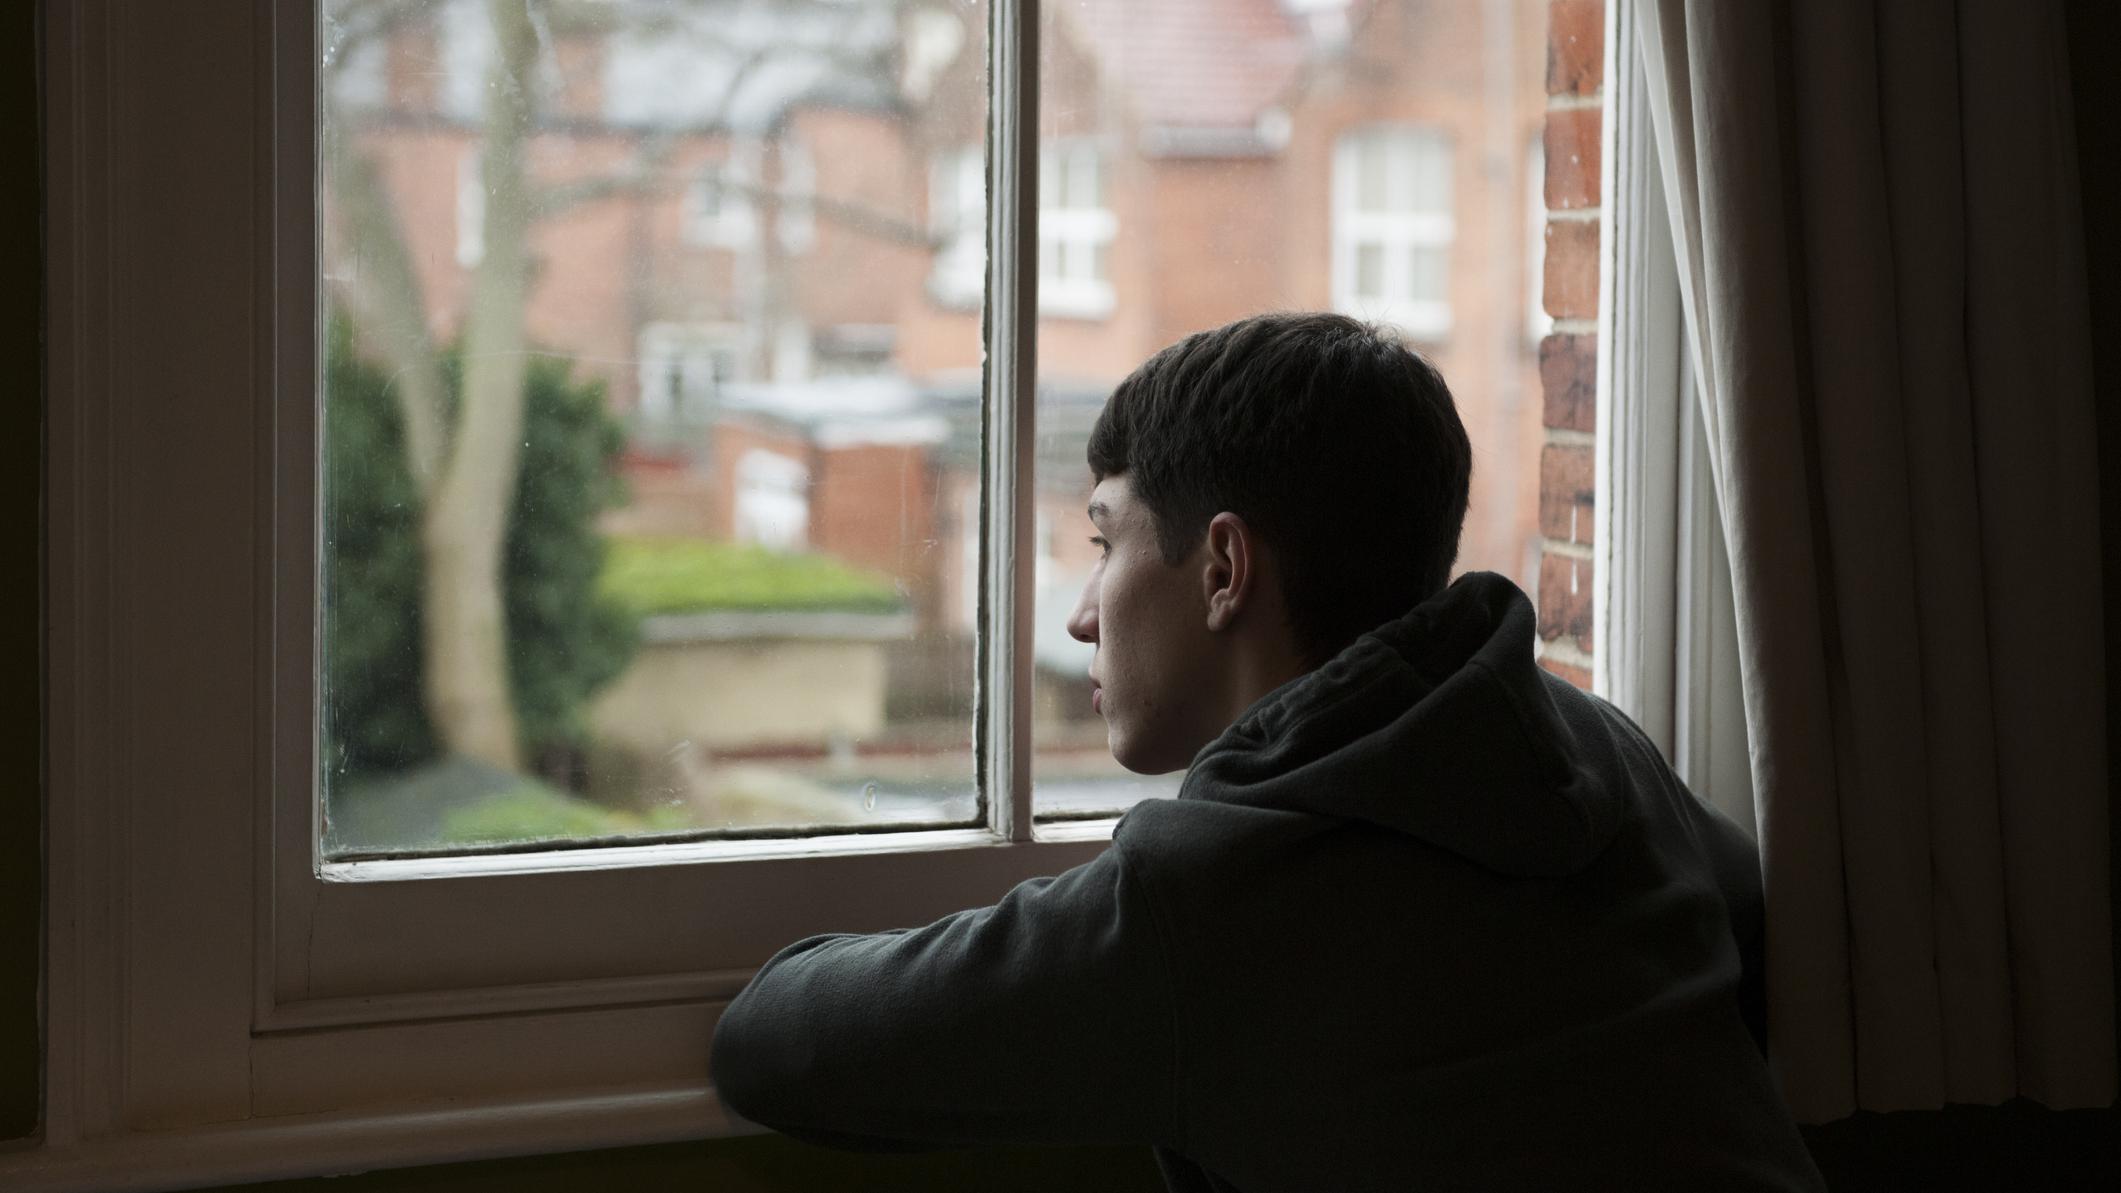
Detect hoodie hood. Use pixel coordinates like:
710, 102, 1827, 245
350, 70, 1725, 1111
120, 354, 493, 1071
1179, 571, 1623, 878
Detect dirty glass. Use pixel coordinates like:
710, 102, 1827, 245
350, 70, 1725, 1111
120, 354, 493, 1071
318, 0, 988, 855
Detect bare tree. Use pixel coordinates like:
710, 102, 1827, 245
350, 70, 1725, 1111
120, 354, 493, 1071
323, 0, 962, 773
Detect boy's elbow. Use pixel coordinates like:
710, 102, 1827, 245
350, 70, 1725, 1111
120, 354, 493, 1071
709, 994, 788, 1126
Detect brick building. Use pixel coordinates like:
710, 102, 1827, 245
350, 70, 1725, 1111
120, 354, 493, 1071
325, 0, 1589, 736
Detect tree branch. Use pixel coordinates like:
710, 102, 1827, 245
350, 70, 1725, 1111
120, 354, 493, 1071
531, 129, 680, 217
709, 167, 946, 251
323, 130, 451, 499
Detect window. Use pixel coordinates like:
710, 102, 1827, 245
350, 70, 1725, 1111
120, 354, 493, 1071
1527, 135, 1553, 346
1036, 140, 1115, 317
677, 136, 818, 255
928, 144, 985, 306
636, 322, 743, 424
683, 141, 760, 249
25, 2, 1752, 1187
733, 449, 812, 551
932, 138, 1115, 317
778, 138, 816, 255
1331, 124, 1453, 338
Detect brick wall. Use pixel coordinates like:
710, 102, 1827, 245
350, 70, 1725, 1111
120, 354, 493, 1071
1534, 0, 1602, 690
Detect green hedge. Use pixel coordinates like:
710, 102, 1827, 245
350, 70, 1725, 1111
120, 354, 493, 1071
600, 537, 907, 616
322, 321, 639, 779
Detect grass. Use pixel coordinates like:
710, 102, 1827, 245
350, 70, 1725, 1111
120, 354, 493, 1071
599, 536, 907, 617
437, 784, 698, 846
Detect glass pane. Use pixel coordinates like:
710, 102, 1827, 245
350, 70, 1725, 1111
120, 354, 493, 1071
1033, 0, 1548, 821
1409, 132, 1453, 214
318, 0, 988, 856
1356, 242, 1386, 300
1409, 245, 1447, 304
1356, 132, 1389, 212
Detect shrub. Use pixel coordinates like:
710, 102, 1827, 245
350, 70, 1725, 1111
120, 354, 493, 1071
600, 536, 907, 616
321, 320, 640, 780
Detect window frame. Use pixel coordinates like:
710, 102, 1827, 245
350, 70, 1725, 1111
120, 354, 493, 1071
926, 142, 987, 308
1329, 122, 1455, 339
28, 2, 1100, 1186
19, 1, 1743, 1189
1034, 137, 1115, 319
1590, 0, 1755, 834
681, 139, 761, 250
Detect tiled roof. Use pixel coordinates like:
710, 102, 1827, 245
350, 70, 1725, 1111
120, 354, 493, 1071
1055, 0, 1321, 133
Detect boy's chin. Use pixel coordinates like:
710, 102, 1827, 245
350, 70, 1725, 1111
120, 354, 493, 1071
1108, 728, 1192, 777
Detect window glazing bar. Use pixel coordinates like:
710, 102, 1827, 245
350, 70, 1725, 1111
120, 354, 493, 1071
981, 0, 1040, 843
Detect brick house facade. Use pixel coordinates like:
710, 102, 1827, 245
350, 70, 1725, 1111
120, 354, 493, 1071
1535, 0, 1601, 689
329, 0, 1599, 701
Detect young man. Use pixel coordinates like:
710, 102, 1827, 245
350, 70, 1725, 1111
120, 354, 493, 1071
709, 313, 1827, 1191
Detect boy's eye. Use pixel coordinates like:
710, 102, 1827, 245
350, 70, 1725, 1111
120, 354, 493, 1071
1089, 535, 1109, 556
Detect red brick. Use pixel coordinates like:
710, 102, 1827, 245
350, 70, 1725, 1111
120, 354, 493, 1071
1538, 656, 1593, 691
1539, 333, 1596, 432
1538, 442, 1595, 544
1537, 551, 1595, 653
1543, 218, 1600, 321
1547, 0, 1605, 98
1543, 106, 1602, 211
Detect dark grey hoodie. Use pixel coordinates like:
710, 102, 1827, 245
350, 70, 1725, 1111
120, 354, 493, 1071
708, 571, 1828, 1191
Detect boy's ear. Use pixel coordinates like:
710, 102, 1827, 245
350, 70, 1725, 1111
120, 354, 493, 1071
1202, 512, 1254, 633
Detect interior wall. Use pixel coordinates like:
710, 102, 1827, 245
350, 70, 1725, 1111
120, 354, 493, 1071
5, 0, 43, 1151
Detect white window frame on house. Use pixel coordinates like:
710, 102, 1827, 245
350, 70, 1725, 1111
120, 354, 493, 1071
1036, 138, 1115, 319
776, 136, 816, 255
934, 137, 1114, 319
1526, 134, 1553, 348
928, 142, 986, 308
1330, 122, 1454, 340
682, 139, 761, 250
733, 448, 813, 552
636, 321, 744, 425
21, 2, 1741, 1191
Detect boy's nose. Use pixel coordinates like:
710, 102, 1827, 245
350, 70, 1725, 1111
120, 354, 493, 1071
1066, 586, 1098, 644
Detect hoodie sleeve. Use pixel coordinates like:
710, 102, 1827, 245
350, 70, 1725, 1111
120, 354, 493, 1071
1688, 793, 1768, 1058
707, 842, 1181, 1151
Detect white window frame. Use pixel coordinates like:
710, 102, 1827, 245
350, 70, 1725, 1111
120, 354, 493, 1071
776, 136, 816, 255
1526, 134, 1553, 347
21, 2, 1744, 1190
1590, 0, 1756, 836
927, 143, 985, 308
682, 139, 760, 250
636, 321, 743, 424
1330, 123, 1454, 339
733, 448, 812, 552
1035, 138, 1115, 319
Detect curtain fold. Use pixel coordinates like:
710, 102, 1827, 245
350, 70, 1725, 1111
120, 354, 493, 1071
1637, 0, 2112, 1122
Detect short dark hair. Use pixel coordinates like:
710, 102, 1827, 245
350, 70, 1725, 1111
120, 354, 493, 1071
1087, 311, 1473, 665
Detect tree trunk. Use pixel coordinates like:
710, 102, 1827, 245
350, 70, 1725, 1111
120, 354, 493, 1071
419, 0, 540, 772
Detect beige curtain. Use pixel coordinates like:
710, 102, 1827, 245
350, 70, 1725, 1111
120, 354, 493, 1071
1637, 0, 2113, 1122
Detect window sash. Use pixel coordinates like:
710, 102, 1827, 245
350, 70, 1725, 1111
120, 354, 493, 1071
261, 0, 1094, 1017
32, 1, 1112, 1165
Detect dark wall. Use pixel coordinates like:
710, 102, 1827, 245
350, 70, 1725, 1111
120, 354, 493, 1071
7, 0, 2118, 1189
5, 0, 42, 1152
